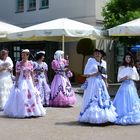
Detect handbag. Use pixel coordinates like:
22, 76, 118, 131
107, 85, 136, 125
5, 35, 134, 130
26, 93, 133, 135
98, 65, 107, 74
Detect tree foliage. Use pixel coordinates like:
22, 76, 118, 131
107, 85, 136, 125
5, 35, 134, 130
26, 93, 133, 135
102, 0, 140, 29
76, 38, 95, 74
102, 0, 140, 46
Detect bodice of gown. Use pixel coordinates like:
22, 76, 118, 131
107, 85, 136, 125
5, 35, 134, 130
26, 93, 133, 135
0, 59, 11, 77
33, 62, 48, 78
51, 59, 69, 76
16, 61, 33, 80
84, 57, 107, 78
117, 66, 139, 82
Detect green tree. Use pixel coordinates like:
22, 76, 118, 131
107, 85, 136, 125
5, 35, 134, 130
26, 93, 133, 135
102, 0, 140, 29
102, 0, 140, 46
76, 38, 95, 74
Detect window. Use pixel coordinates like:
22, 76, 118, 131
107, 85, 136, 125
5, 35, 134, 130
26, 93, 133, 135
28, 0, 36, 11
16, 0, 24, 12
13, 46, 21, 61
40, 0, 49, 9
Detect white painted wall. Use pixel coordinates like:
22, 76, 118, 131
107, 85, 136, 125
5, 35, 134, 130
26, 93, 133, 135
0, 0, 97, 27
95, 0, 107, 21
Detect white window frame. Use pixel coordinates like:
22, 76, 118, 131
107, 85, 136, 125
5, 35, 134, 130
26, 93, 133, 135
40, 0, 49, 9
27, 0, 36, 11
16, 0, 24, 12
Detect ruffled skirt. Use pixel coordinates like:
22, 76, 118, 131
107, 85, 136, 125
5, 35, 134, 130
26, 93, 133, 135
35, 79, 51, 106
50, 74, 76, 107
0, 74, 13, 110
113, 80, 140, 125
79, 76, 117, 124
4, 79, 46, 118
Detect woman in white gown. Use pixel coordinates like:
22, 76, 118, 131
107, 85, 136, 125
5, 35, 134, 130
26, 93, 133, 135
0, 49, 13, 110
78, 49, 117, 124
4, 49, 46, 118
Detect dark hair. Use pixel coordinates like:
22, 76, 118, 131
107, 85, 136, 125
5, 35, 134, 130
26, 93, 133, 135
94, 49, 106, 57
100, 50, 106, 57
121, 52, 134, 67
35, 53, 45, 61
94, 49, 100, 53
0, 49, 9, 58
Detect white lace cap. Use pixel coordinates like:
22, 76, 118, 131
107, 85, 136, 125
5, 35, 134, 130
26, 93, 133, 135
22, 49, 30, 53
36, 51, 45, 54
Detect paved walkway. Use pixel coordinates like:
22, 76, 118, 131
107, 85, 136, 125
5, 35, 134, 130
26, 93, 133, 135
0, 94, 140, 140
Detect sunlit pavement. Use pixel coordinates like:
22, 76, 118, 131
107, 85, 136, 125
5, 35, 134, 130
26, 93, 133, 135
0, 92, 140, 140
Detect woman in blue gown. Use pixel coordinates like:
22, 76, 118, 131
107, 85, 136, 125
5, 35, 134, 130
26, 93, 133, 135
78, 49, 117, 124
113, 52, 140, 125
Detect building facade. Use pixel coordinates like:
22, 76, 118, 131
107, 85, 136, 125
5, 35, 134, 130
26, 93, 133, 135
0, 0, 107, 82
0, 0, 106, 27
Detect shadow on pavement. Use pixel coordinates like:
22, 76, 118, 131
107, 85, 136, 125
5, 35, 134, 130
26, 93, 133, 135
55, 121, 115, 127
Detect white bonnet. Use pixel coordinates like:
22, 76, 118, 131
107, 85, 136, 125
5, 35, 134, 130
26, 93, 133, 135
54, 50, 64, 60
36, 51, 45, 55
22, 49, 30, 53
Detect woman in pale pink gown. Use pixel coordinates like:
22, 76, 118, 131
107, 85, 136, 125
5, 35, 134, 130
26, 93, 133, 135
4, 49, 46, 118
50, 50, 76, 107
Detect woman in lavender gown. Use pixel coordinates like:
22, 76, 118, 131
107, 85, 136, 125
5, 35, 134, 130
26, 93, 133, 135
50, 50, 76, 107
113, 52, 140, 125
33, 51, 51, 107
4, 49, 46, 118
78, 49, 117, 124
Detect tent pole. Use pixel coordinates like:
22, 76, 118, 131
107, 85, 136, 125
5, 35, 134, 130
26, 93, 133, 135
62, 35, 65, 52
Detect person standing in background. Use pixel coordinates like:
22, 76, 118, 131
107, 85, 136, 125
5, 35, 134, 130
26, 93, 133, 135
0, 49, 13, 110
33, 51, 51, 107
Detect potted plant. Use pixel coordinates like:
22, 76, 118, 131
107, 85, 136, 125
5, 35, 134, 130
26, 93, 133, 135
76, 38, 96, 84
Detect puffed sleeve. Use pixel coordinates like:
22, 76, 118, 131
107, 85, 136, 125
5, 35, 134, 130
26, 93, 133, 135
51, 60, 60, 70
30, 61, 34, 71
131, 66, 140, 81
32, 61, 37, 70
117, 66, 125, 82
101, 60, 107, 70
16, 61, 21, 73
84, 58, 97, 75
44, 62, 48, 71
101, 60, 107, 78
6, 57, 13, 69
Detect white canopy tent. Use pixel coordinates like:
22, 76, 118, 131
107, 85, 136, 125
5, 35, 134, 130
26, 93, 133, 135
7, 18, 102, 50
0, 21, 23, 41
108, 18, 140, 36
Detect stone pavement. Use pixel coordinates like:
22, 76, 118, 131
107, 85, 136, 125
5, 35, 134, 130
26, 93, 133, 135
0, 93, 140, 140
